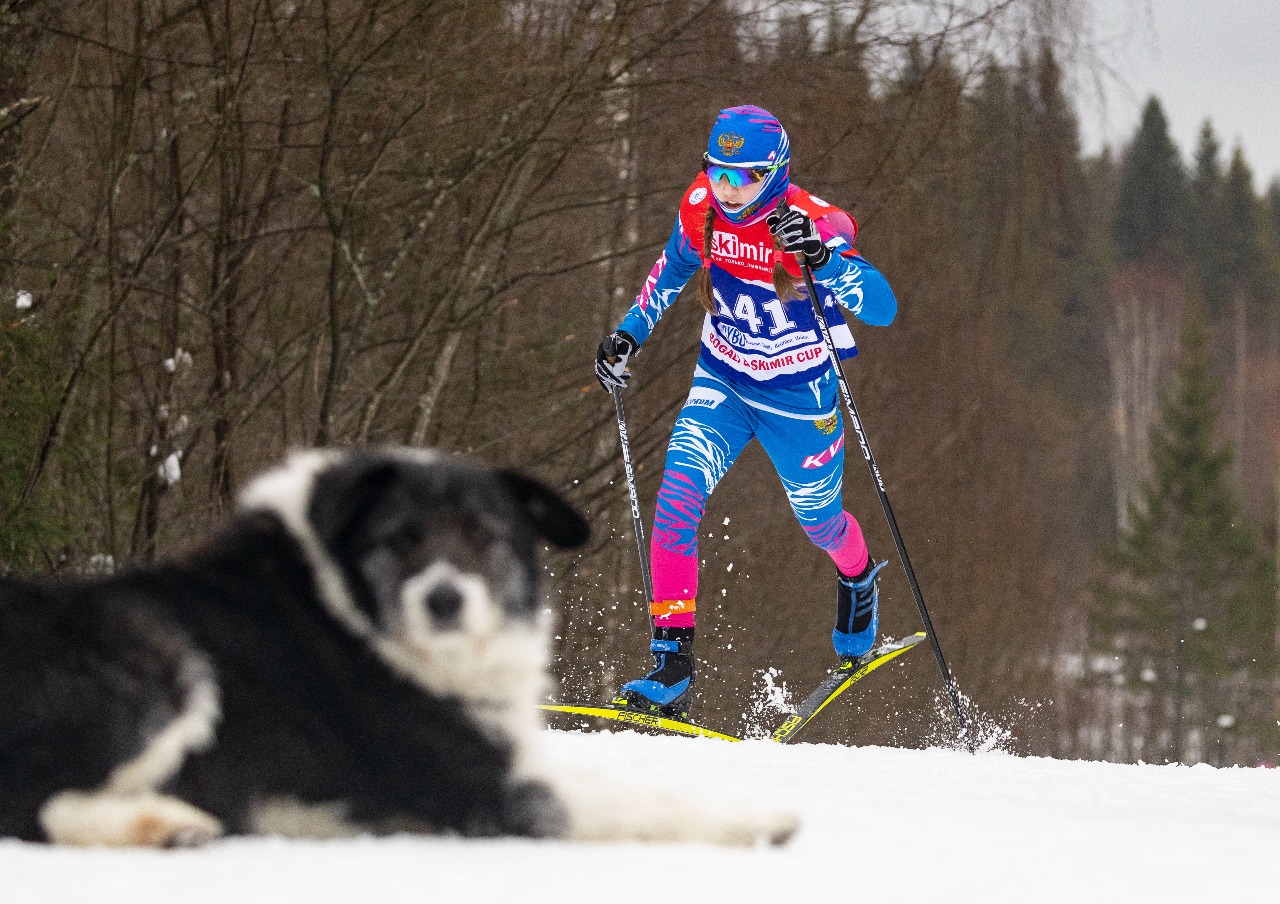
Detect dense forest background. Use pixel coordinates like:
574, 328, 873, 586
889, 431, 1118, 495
3, 0, 1278, 766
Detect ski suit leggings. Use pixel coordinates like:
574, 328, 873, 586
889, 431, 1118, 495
649, 369, 869, 628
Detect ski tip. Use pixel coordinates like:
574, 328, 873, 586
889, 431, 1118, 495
881, 631, 927, 652
834, 632, 928, 669
875, 631, 927, 657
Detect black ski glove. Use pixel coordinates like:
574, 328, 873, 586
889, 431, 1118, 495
767, 206, 831, 271
594, 330, 638, 391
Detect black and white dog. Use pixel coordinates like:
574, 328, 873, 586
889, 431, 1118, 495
0, 447, 796, 848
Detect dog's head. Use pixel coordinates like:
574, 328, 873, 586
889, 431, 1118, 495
240, 447, 588, 707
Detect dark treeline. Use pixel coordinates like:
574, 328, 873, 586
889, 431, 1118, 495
2, 0, 1278, 764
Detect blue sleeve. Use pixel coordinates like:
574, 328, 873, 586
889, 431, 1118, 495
812, 251, 897, 327
617, 214, 703, 346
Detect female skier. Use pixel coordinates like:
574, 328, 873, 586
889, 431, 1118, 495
594, 105, 898, 719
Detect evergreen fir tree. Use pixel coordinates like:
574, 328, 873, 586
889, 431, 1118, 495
1093, 311, 1273, 764
1190, 122, 1230, 313
1222, 146, 1263, 302
1261, 181, 1280, 310
1112, 97, 1190, 264
1031, 41, 1084, 257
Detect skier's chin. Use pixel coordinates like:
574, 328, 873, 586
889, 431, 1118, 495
713, 182, 765, 214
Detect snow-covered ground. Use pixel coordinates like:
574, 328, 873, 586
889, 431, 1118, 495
4, 728, 1277, 903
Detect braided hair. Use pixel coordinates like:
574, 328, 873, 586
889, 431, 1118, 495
691, 204, 803, 314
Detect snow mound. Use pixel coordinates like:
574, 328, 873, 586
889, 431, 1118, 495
4, 729, 1276, 902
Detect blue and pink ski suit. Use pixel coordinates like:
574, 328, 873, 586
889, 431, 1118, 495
615, 173, 898, 628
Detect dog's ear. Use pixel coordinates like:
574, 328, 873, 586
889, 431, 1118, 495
309, 456, 402, 552
496, 470, 590, 550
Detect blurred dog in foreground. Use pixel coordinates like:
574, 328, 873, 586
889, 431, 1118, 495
0, 447, 797, 848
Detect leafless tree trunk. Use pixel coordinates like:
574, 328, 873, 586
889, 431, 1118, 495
1106, 270, 1182, 533
409, 329, 463, 447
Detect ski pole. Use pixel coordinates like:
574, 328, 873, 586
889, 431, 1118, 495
780, 201, 973, 749
611, 383, 655, 607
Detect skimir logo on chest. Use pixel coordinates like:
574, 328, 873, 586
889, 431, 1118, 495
711, 231, 772, 267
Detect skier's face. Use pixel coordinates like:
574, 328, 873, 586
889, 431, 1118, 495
707, 167, 766, 212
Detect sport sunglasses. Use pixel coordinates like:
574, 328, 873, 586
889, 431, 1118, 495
702, 154, 784, 188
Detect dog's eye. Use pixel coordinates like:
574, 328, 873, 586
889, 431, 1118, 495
385, 523, 424, 554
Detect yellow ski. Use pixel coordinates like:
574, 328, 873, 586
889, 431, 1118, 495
538, 703, 742, 742
769, 632, 927, 743
541, 632, 926, 744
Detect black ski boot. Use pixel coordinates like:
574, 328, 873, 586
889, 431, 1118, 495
833, 558, 888, 659
616, 626, 695, 719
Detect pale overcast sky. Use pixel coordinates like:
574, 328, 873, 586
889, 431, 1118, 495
1077, 0, 1280, 190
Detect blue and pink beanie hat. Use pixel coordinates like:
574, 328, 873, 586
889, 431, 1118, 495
705, 105, 791, 224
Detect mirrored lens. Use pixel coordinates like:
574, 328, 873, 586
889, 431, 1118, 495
705, 164, 763, 188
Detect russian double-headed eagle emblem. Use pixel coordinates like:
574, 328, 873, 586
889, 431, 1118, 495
717, 133, 745, 157
814, 414, 838, 435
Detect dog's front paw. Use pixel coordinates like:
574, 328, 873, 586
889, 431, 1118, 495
39, 791, 224, 848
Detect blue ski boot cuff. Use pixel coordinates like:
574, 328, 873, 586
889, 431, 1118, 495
846, 559, 888, 594
833, 559, 887, 659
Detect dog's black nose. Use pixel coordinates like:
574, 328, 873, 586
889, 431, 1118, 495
426, 585, 464, 624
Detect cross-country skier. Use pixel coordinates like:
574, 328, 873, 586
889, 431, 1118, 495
594, 105, 898, 719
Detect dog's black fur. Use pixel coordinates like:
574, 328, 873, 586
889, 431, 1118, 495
0, 448, 590, 844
